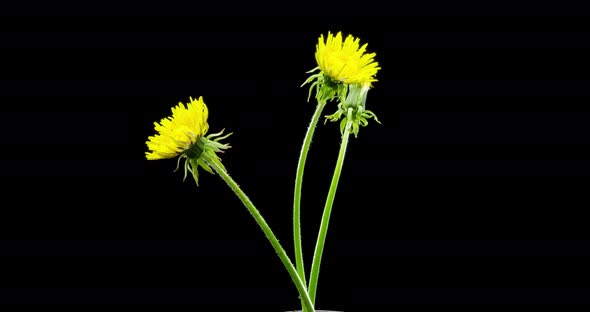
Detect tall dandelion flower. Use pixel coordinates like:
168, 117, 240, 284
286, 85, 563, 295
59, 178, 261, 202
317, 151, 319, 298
316, 31, 380, 85
303, 31, 380, 105
294, 32, 381, 311
146, 96, 231, 185
295, 33, 384, 310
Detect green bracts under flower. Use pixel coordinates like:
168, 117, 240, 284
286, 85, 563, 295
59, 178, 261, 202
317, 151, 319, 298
176, 129, 232, 185
325, 83, 381, 137
302, 67, 348, 105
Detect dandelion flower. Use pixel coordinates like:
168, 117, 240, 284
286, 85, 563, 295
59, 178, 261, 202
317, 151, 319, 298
146, 96, 209, 160
315, 31, 380, 85
146, 96, 230, 185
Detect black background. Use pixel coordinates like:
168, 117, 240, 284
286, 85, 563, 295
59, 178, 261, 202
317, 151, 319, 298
1, 10, 590, 309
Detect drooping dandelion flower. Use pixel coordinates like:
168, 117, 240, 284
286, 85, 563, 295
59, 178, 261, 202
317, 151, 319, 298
146, 96, 230, 185
146, 96, 209, 160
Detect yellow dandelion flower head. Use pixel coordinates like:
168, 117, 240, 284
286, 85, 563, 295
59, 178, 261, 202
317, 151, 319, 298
146, 96, 209, 160
315, 31, 380, 85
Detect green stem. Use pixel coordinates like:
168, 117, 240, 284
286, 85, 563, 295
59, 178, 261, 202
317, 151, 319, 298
203, 153, 315, 312
293, 103, 326, 300
308, 112, 353, 304
294, 103, 326, 312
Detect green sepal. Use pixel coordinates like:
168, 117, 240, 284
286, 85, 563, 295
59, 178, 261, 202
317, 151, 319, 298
305, 66, 320, 74
362, 110, 381, 124
185, 157, 200, 186
324, 103, 344, 124
197, 158, 214, 175
302, 70, 346, 105
339, 118, 347, 134
302, 73, 322, 102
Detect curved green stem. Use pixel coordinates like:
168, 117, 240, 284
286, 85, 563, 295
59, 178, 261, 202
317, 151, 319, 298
308, 112, 353, 304
202, 153, 315, 312
293, 102, 326, 292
